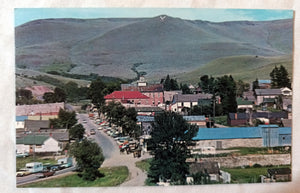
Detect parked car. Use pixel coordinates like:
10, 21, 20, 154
36, 169, 55, 178
50, 165, 60, 171
58, 157, 73, 169
90, 129, 96, 135
16, 152, 29, 158
16, 168, 31, 177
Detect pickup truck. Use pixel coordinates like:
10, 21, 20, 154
36, 170, 55, 178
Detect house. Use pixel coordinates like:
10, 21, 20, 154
242, 91, 256, 103
186, 161, 229, 183
254, 89, 282, 105
16, 135, 62, 154
281, 87, 292, 96
183, 116, 207, 127
171, 93, 213, 113
236, 98, 254, 110
104, 91, 150, 107
24, 120, 50, 132
16, 116, 27, 129
192, 125, 291, 149
258, 80, 271, 89
267, 168, 291, 182
227, 113, 249, 126
121, 77, 164, 106
16, 102, 64, 120
134, 106, 164, 116
24, 85, 53, 101
228, 112, 288, 126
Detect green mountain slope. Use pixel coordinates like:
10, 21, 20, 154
176, 55, 293, 84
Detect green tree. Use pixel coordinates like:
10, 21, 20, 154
252, 78, 259, 91
270, 65, 291, 88
69, 124, 85, 140
180, 83, 192, 94
164, 74, 171, 91
43, 87, 66, 103
236, 80, 250, 97
70, 139, 104, 181
54, 87, 66, 102
199, 75, 216, 94
88, 78, 106, 110
147, 112, 198, 184
170, 79, 179, 90
50, 109, 77, 129
216, 75, 237, 114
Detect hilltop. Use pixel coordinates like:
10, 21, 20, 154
15, 15, 293, 83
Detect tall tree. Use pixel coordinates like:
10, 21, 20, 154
49, 109, 77, 129
70, 139, 104, 181
216, 75, 237, 114
147, 111, 198, 184
69, 124, 85, 140
88, 78, 106, 109
252, 78, 259, 91
54, 87, 67, 102
270, 65, 291, 88
180, 83, 192, 94
236, 80, 250, 97
164, 74, 171, 91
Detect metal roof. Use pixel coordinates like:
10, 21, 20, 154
255, 89, 281, 96
258, 80, 271, 84
16, 116, 28, 122
193, 126, 291, 140
16, 135, 50, 145
137, 116, 155, 122
193, 127, 262, 140
183, 116, 206, 121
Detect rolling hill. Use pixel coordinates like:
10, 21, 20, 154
15, 15, 293, 83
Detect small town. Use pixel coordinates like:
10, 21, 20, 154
16, 66, 292, 187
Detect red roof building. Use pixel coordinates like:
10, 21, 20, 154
104, 91, 150, 107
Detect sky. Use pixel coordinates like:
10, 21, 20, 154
15, 8, 293, 26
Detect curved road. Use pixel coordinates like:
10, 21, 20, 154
77, 113, 152, 186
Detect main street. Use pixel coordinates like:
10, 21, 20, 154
77, 113, 152, 186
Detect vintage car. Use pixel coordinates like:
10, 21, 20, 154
16, 168, 31, 177
36, 169, 55, 178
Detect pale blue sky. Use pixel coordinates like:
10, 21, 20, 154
15, 8, 293, 26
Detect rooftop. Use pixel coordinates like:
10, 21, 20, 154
16, 102, 64, 116
255, 89, 282, 96
173, 93, 213, 103
192, 126, 291, 140
16, 135, 50, 145
104, 91, 149, 100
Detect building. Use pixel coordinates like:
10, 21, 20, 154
267, 168, 291, 182
104, 91, 150, 107
228, 112, 288, 126
16, 102, 64, 120
24, 120, 50, 132
137, 116, 155, 136
171, 93, 213, 113
192, 125, 291, 149
258, 80, 271, 89
254, 88, 292, 105
236, 98, 254, 110
16, 135, 62, 154
183, 116, 207, 127
121, 77, 164, 106
187, 161, 222, 183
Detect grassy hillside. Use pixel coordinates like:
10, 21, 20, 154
176, 55, 293, 84
15, 16, 293, 82
16, 68, 91, 88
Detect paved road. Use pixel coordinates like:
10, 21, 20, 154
77, 113, 152, 186
16, 166, 75, 185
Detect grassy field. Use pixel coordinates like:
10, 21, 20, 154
19, 166, 129, 187
222, 165, 291, 183
177, 55, 293, 84
16, 156, 57, 171
135, 159, 152, 172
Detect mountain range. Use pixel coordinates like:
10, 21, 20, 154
15, 15, 293, 83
